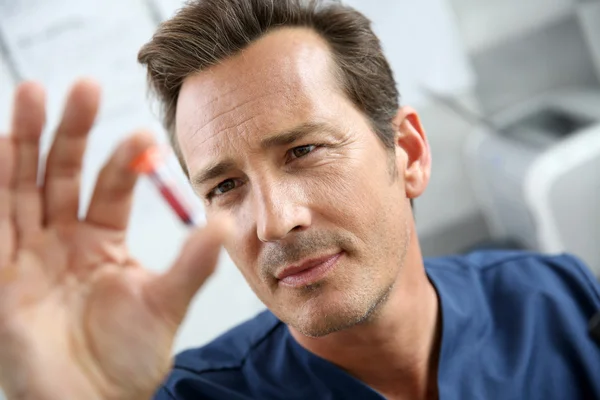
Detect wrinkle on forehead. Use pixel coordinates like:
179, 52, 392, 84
187, 87, 293, 151
175, 27, 343, 172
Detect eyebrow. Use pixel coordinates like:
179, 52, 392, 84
259, 122, 336, 149
192, 160, 237, 188
191, 121, 338, 188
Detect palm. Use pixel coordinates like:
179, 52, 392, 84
1, 224, 164, 399
0, 81, 227, 400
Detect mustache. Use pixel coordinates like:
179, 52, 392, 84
260, 230, 354, 277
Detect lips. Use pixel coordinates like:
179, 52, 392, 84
276, 252, 343, 287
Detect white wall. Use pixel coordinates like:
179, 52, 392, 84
413, 91, 482, 237
0, 56, 14, 130
578, 2, 600, 82
450, 0, 577, 52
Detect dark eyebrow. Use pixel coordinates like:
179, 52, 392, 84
191, 160, 236, 188
192, 122, 338, 188
260, 122, 337, 149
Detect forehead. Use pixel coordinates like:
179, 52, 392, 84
175, 28, 347, 172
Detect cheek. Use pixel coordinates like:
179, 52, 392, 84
308, 155, 390, 230
224, 227, 257, 279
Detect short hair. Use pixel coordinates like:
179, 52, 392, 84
138, 0, 413, 207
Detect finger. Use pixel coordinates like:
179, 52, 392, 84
44, 79, 100, 225
0, 137, 16, 267
11, 82, 45, 237
144, 216, 233, 325
85, 132, 156, 230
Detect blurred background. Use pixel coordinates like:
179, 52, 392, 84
0, 0, 599, 379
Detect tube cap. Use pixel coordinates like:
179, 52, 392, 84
129, 146, 165, 174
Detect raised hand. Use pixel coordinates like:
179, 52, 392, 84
0, 80, 229, 400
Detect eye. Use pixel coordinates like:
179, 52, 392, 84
209, 179, 240, 198
289, 144, 317, 160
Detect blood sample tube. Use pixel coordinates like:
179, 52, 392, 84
130, 146, 197, 226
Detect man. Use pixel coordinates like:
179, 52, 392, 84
0, 0, 598, 399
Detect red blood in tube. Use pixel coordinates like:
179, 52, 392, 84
151, 173, 194, 226
130, 147, 195, 226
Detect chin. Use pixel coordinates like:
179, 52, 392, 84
267, 273, 395, 337
285, 289, 383, 338
291, 313, 367, 338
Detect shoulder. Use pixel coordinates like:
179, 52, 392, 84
154, 310, 284, 399
429, 251, 600, 397
173, 309, 283, 374
427, 250, 600, 312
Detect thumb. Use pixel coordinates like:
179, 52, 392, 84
145, 215, 233, 326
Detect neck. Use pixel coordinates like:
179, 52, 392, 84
289, 228, 441, 400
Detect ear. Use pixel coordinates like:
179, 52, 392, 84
392, 106, 431, 200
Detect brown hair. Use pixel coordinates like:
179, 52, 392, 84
137, 0, 400, 176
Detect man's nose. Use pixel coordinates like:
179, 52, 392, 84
253, 180, 311, 243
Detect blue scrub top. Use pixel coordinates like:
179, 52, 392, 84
154, 251, 600, 399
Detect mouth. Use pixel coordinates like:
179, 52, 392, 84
276, 252, 343, 288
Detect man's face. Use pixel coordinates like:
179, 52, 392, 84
176, 28, 414, 337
